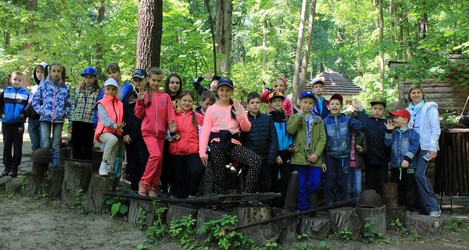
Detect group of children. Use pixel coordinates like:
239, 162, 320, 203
0, 64, 441, 217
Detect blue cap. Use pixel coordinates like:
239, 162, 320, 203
300, 91, 316, 99
81, 67, 98, 77
217, 78, 234, 89
132, 69, 147, 79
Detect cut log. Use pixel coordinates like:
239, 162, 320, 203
329, 207, 362, 240
84, 174, 117, 214
271, 207, 298, 244
382, 183, 399, 208
196, 208, 231, 229
298, 217, 330, 240
128, 199, 156, 229
24, 173, 45, 196
45, 167, 64, 199
356, 205, 387, 235
386, 207, 405, 228
166, 204, 199, 225
31, 162, 48, 177
60, 147, 71, 166
62, 161, 93, 206
404, 214, 456, 238
234, 206, 279, 246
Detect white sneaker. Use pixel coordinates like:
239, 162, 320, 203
429, 211, 441, 218
99, 162, 108, 176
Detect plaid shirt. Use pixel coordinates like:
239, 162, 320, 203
70, 86, 99, 124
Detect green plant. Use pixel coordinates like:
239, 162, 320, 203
319, 241, 330, 249
137, 208, 147, 230
362, 218, 391, 244
410, 229, 422, 241
169, 215, 197, 249
145, 201, 168, 244
296, 233, 310, 241
134, 243, 150, 250
338, 229, 353, 242
196, 214, 255, 250
445, 219, 463, 232
105, 197, 129, 219
295, 242, 315, 250
390, 219, 409, 237
262, 241, 278, 249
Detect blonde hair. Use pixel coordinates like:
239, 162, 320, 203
407, 84, 426, 102
11, 71, 24, 77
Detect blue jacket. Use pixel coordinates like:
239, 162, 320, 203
323, 112, 365, 158
311, 97, 330, 120
358, 112, 390, 165
32, 80, 71, 123
241, 112, 278, 164
0, 86, 29, 124
270, 111, 294, 152
385, 128, 420, 168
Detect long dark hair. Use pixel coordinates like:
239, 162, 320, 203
179, 90, 198, 127
164, 72, 182, 98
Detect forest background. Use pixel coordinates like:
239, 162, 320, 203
0, 0, 467, 107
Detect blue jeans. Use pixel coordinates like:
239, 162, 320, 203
414, 150, 440, 214
295, 165, 321, 211
28, 117, 41, 151
41, 122, 63, 168
347, 167, 362, 202
325, 156, 349, 205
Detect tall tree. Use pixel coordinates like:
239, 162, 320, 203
204, 0, 217, 75
292, 0, 308, 105
96, 0, 105, 77
136, 0, 163, 69
215, 0, 233, 75
299, 0, 318, 97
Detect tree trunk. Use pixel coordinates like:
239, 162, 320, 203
96, 0, 105, 77
292, 0, 308, 106
136, 0, 163, 70
299, 0, 318, 96
204, 0, 217, 75
377, 0, 385, 90
215, 0, 233, 76
419, 13, 428, 40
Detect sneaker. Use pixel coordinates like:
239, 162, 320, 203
98, 163, 108, 176
138, 183, 148, 196
148, 188, 157, 198
429, 211, 441, 218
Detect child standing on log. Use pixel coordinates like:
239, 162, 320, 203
199, 78, 262, 194
323, 94, 365, 205
169, 91, 205, 198
135, 67, 176, 197
0, 71, 29, 177
260, 77, 293, 115
347, 111, 368, 202
287, 91, 326, 211
26, 62, 47, 152
70, 67, 100, 160
32, 63, 71, 169
95, 78, 125, 176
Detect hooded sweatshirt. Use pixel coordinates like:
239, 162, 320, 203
260, 78, 293, 115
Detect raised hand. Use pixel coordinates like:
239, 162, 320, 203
117, 122, 126, 132
352, 102, 363, 111
137, 91, 146, 101
232, 102, 244, 116
384, 118, 396, 130
169, 119, 177, 133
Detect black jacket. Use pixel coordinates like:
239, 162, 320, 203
358, 112, 390, 166
123, 91, 144, 142
241, 112, 278, 164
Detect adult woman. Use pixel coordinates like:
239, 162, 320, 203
406, 85, 441, 217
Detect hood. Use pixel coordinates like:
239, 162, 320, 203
33, 62, 48, 85
278, 77, 288, 92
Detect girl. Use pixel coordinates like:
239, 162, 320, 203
164, 72, 183, 109
347, 112, 368, 202
135, 67, 176, 197
26, 62, 47, 152
260, 77, 293, 115
122, 69, 150, 191
195, 90, 216, 115
170, 91, 205, 198
269, 91, 295, 206
32, 63, 71, 168
95, 78, 125, 176
199, 78, 262, 194
70, 67, 100, 160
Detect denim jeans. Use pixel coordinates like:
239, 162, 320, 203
347, 167, 362, 202
414, 150, 440, 214
40, 122, 63, 168
28, 117, 41, 151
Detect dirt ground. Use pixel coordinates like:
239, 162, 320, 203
1, 192, 469, 250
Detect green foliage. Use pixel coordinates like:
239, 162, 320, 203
105, 196, 129, 219
410, 229, 422, 241
145, 201, 168, 244
169, 215, 198, 249
444, 219, 464, 232
295, 240, 330, 250
390, 218, 409, 237
362, 218, 391, 244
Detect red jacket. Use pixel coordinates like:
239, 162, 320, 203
170, 110, 204, 155
94, 94, 123, 143
135, 91, 176, 139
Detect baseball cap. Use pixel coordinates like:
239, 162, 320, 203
212, 75, 221, 81
370, 97, 387, 108
310, 77, 325, 86
103, 78, 118, 88
299, 91, 316, 100
132, 69, 147, 79
217, 78, 234, 89
390, 109, 410, 121
268, 91, 285, 102
329, 93, 343, 104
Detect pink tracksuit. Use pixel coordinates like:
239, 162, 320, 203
134, 91, 176, 190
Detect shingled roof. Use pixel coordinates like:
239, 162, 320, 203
307, 68, 362, 95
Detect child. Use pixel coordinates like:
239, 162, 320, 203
241, 92, 278, 193
164, 72, 183, 109
323, 94, 365, 205
135, 67, 176, 197
384, 109, 420, 212
70, 67, 100, 160
199, 78, 262, 194
95, 78, 125, 176
0, 71, 29, 177
347, 111, 368, 202
195, 90, 216, 115
192, 72, 221, 96
170, 91, 205, 198
287, 91, 326, 211
268, 91, 295, 205
122, 69, 150, 191
357, 98, 389, 196
309, 77, 330, 119
32, 63, 71, 168
260, 77, 293, 115
26, 62, 47, 152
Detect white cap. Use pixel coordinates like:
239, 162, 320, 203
103, 78, 118, 88
310, 76, 326, 85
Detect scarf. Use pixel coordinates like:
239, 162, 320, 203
408, 100, 425, 117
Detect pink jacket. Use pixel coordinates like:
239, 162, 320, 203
134, 91, 176, 139
199, 104, 251, 158
170, 110, 204, 155
260, 90, 293, 116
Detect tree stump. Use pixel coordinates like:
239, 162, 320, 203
60, 147, 71, 166
271, 207, 298, 244
92, 149, 103, 172
84, 174, 117, 214
0, 176, 10, 190
166, 204, 199, 225
196, 208, 231, 229
404, 214, 455, 238
387, 207, 405, 228
5, 178, 24, 194
24, 173, 45, 196
356, 205, 387, 235
31, 162, 48, 178
45, 167, 64, 199
234, 206, 279, 246
62, 161, 93, 206
382, 183, 399, 208
128, 199, 167, 229
329, 207, 362, 240
299, 217, 330, 240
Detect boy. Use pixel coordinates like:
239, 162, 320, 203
323, 94, 365, 205
192, 72, 221, 97
195, 90, 216, 115
309, 77, 330, 119
384, 109, 420, 212
287, 91, 326, 211
357, 97, 390, 196
241, 92, 278, 193
0, 71, 29, 177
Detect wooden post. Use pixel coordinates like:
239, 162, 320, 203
44, 167, 64, 199
128, 199, 157, 228
84, 174, 117, 214
24, 173, 45, 196
62, 161, 93, 206
382, 183, 399, 208
60, 147, 72, 167
356, 205, 387, 235
234, 206, 279, 246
